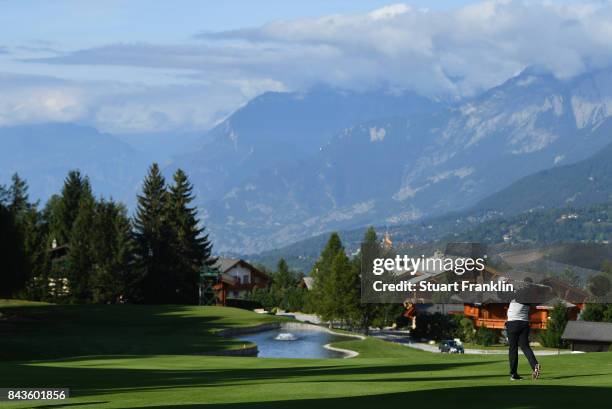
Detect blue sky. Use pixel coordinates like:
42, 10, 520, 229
1, 0, 610, 134
2, 1, 478, 45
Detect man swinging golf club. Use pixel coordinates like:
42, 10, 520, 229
506, 299, 541, 380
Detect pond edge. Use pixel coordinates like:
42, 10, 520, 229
216, 321, 364, 358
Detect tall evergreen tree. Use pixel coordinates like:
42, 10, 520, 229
43, 195, 62, 243
327, 250, 358, 325
8, 173, 29, 218
167, 169, 215, 304
539, 302, 569, 348
90, 200, 137, 303
309, 232, 344, 322
363, 227, 377, 246
354, 227, 378, 333
272, 258, 295, 293
0, 175, 32, 297
318, 233, 343, 266
0, 201, 25, 297
10, 175, 31, 281
134, 163, 173, 303
0, 184, 9, 204
67, 195, 96, 302
21, 204, 51, 301
57, 170, 92, 244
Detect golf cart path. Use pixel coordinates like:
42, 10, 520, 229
404, 342, 572, 355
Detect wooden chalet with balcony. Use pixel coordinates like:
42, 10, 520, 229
211, 258, 271, 305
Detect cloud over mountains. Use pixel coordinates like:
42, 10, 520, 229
5, 1, 612, 132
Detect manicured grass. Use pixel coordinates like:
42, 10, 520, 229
0, 299, 51, 307
1, 302, 611, 408
0, 300, 285, 360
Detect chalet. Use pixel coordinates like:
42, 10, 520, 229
562, 321, 612, 352
212, 258, 270, 305
463, 300, 582, 330
457, 269, 585, 330
398, 247, 587, 331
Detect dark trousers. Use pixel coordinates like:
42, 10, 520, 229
506, 320, 538, 375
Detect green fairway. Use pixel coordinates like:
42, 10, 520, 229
0, 301, 285, 361
1, 302, 612, 409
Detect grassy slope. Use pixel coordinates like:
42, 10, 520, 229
0, 301, 285, 360
1, 302, 612, 409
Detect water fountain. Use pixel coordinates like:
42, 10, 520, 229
237, 324, 357, 358
274, 332, 298, 341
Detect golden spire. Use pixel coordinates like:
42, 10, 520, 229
383, 230, 393, 249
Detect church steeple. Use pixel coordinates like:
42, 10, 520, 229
382, 230, 393, 249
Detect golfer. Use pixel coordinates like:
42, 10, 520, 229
505, 299, 541, 380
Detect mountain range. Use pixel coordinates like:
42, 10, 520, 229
473, 138, 612, 215
2, 68, 612, 255
189, 68, 612, 253
248, 134, 612, 272
0, 123, 147, 205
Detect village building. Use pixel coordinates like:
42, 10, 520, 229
211, 258, 270, 305
461, 270, 589, 330
562, 320, 612, 352
399, 247, 588, 331
462, 300, 582, 330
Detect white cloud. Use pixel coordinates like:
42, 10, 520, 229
33, 1, 612, 97
0, 75, 88, 126
6, 1, 612, 132
0, 73, 285, 133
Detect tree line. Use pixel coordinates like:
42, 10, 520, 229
250, 228, 404, 333
249, 258, 307, 312
0, 164, 215, 304
309, 228, 405, 332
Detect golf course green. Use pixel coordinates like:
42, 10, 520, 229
1, 300, 611, 408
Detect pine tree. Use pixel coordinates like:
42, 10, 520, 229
354, 227, 379, 333
7, 175, 33, 295
539, 302, 569, 348
43, 195, 62, 244
0, 175, 33, 297
319, 232, 343, 265
21, 204, 51, 301
0, 201, 26, 297
67, 195, 96, 302
272, 258, 294, 293
0, 184, 9, 205
363, 227, 377, 246
8, 173, 29, 218
57, 170, 92, 244
167, 169, 215, 304
90, 200, 137, 303
327, 251, 358, 326
309, 232, 344, 323
134, 163, 173, 304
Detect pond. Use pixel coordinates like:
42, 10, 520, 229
237, 325, 355, 358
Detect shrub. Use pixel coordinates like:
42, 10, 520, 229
459, 317, 476, 343
410, 312, 460, 341
226, 298, 262, 310
539, 302, 568, 348
474, 326, 497, 346
581, 303, 606, 322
